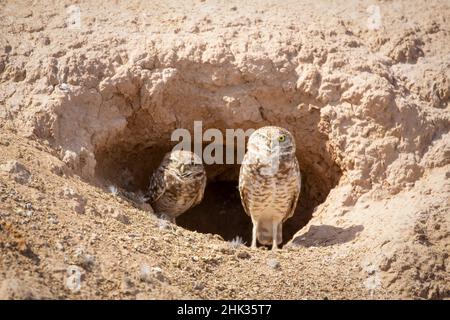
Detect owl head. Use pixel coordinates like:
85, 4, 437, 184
246, 126, 296, 170
163, 150, 205, 179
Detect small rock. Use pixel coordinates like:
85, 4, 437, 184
193, 282, 205, 291
218, 246, 234, 255
267, 259, 280, 269
0, 160, 31, 184
72, 247, 95, 270
121, 276, 134, 293
0, 211, 10, 217
85, 206, 99, 216
112, 211, 130, 224
151, 267, 164, 282
0, 138, 10, 147
89, 233, 98, 244
48, 216, 59, 224
139, 265, 165, 283
49, 162, 65, 176
379, 256, 394, 272
73, 199, 87, 214
59, 186, 87, 214
41, 36, 50, 46
60, 186, 77, 198
139, 265, 153, 283
65, 265, 83, 293
188, 24, 199, 33
365, 264, 378, 275
58, 83, 70, 92
55, 242, 64, 251
23, 210, 33, 218
236, 251, 251, 259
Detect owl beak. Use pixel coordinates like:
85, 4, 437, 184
269, 140, 279, 153
180, 164, 185, 173
269, 139, 276, 150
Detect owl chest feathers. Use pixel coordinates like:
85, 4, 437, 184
241, 155, 300, 221
153, 172, 203, 216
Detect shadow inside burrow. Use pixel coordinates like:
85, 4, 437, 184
176, 173, 320, 247
94, 130, 342, 247
290, 224, 364, 247
95, 141, 337, 247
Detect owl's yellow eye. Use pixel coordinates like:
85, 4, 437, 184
278, 135, 286, 142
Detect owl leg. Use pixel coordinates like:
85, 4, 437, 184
251, 219, 258, 249
272, 221, 279, 251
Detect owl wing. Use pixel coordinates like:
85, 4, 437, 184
238, 153, 251, 216
147, 165, 167, 204
192, 170, 207, 207
284, 158, 301, 221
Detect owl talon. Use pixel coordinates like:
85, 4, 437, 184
159, 213, 176, 225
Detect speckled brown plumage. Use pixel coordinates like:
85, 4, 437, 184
148, 150, 206, 223
239, 126, 301, 250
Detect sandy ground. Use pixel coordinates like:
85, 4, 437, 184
0, 0, 449, 299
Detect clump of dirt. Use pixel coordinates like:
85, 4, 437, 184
0, 0, 449, 299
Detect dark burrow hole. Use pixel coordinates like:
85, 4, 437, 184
95, 140, 341, 247
177, 179, 317, 246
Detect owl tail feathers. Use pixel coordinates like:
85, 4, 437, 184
256, 220, 282, 245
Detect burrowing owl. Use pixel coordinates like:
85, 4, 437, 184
148, 150, 206, 223
239, 126, 301, 250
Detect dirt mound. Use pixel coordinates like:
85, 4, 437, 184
0, 0, 449, 299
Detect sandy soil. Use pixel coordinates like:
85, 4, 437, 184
0, 0, 449, 299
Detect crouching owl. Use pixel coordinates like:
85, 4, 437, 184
148, 150, 206, 223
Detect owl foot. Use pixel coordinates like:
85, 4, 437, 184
159, 213, 176, 224
157, 213, 177, 231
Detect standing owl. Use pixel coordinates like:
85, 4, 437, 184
148, 150, 206, 223
239, 126, 301, 250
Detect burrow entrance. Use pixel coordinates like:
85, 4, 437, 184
95, 132, 341, 246
76, 60, 343, 247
